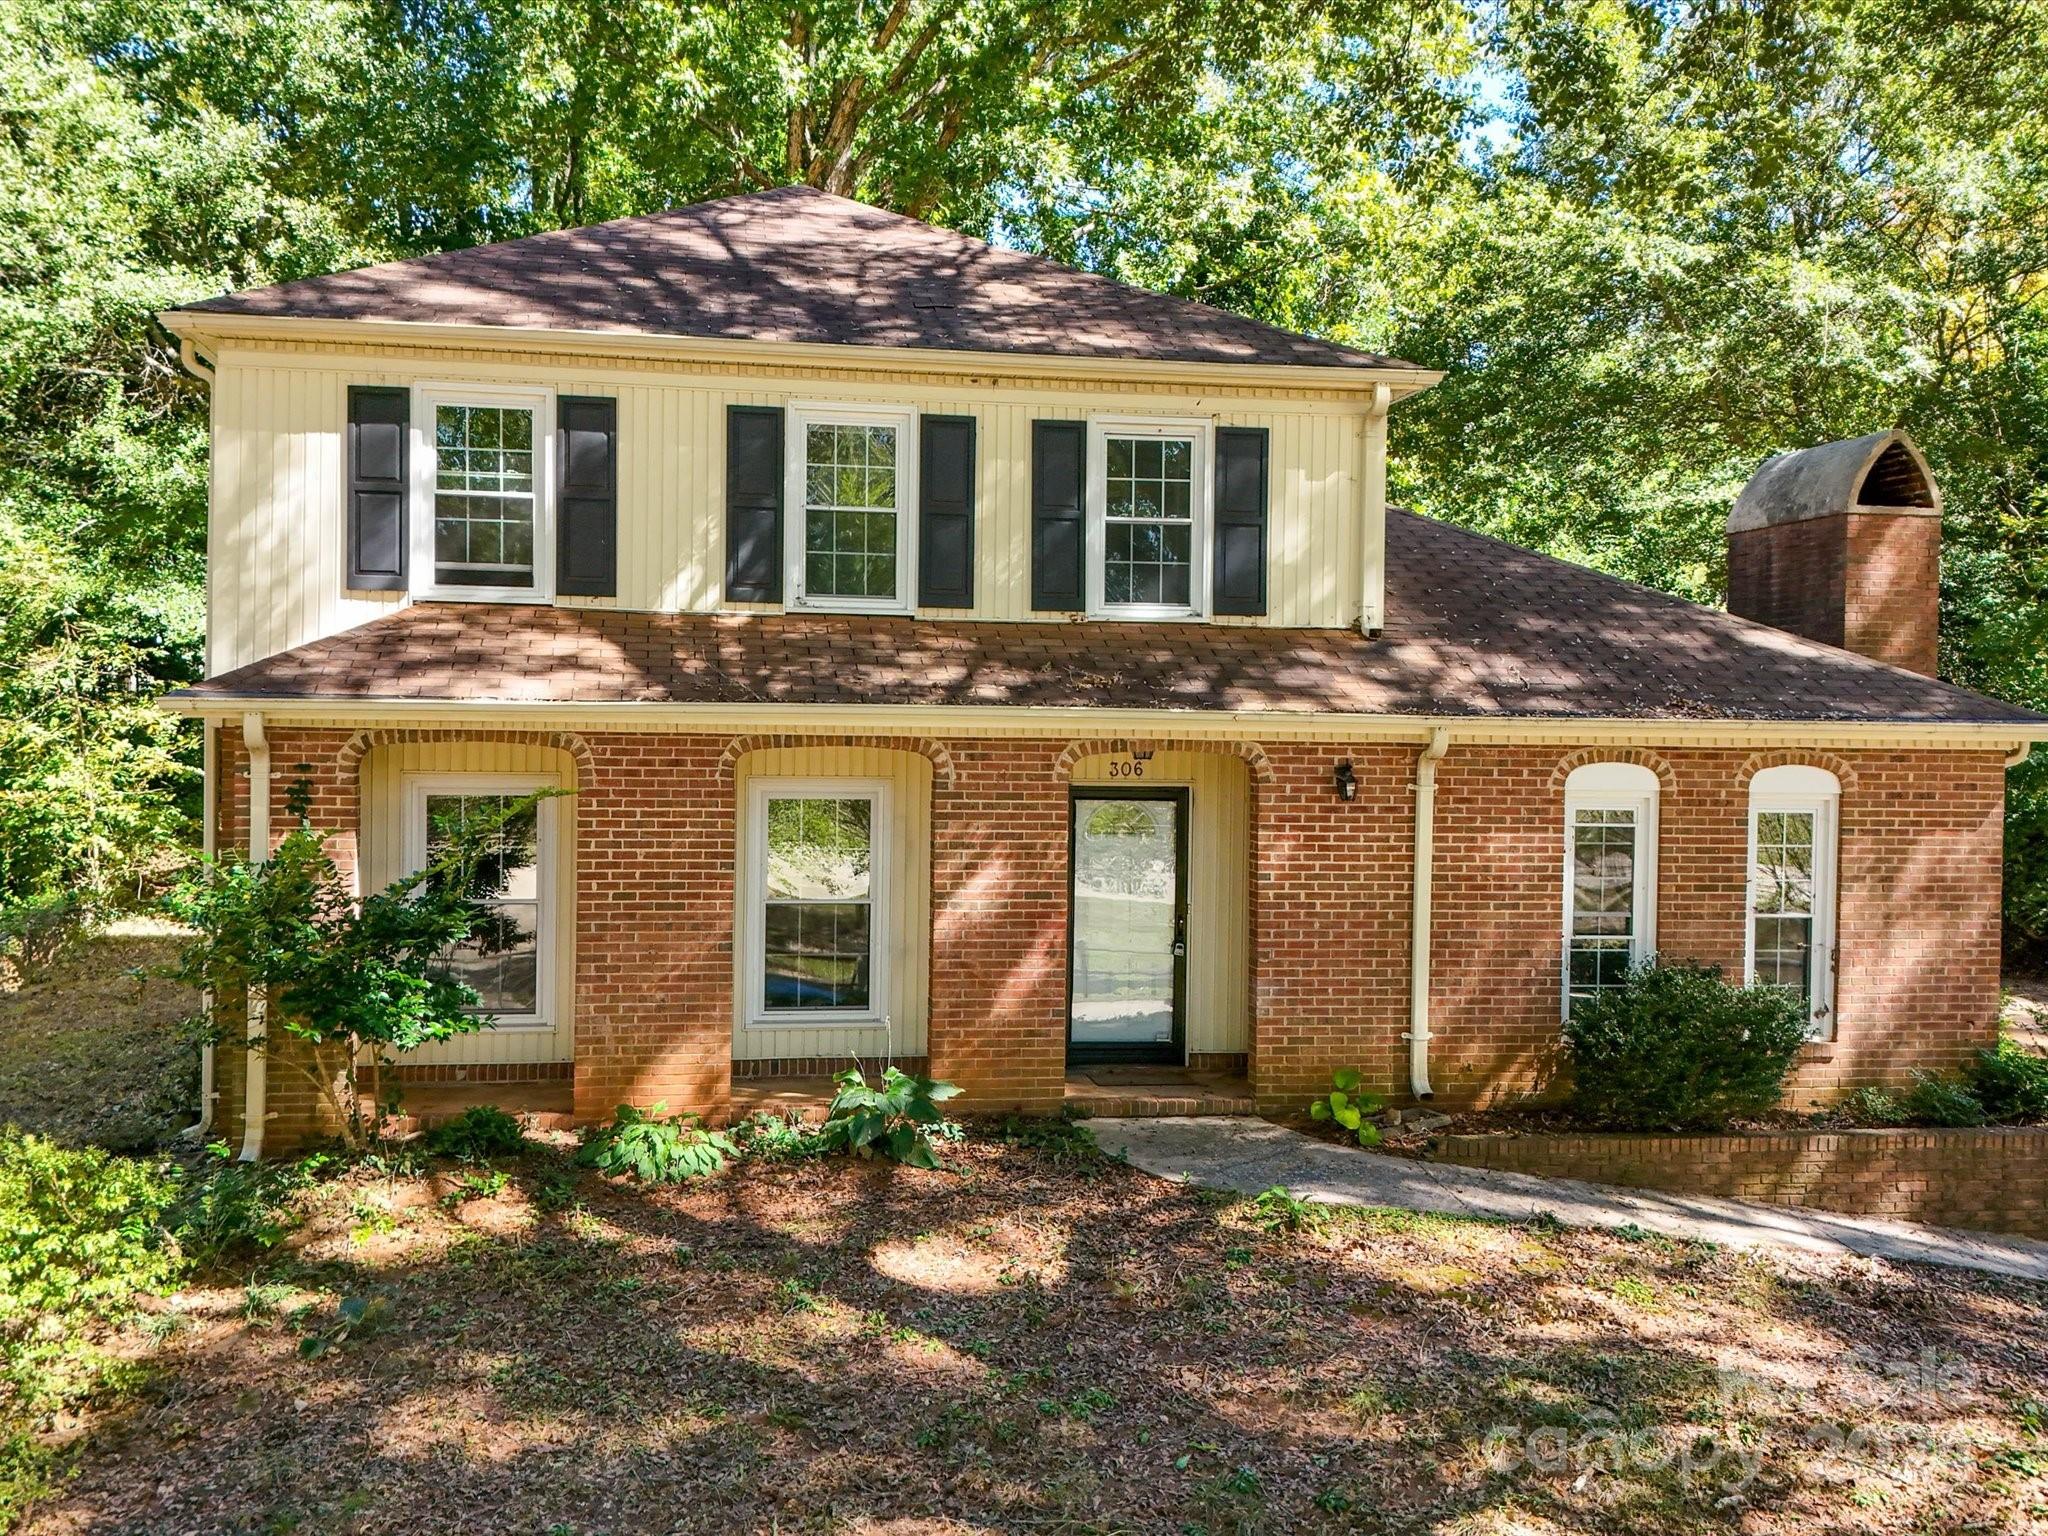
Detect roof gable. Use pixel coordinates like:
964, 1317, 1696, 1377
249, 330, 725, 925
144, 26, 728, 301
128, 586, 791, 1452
168, 187, 1419, 373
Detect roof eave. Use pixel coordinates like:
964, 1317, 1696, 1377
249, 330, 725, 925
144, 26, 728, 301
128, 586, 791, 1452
154, 691, 2048, 748
156, 311, 1444, 398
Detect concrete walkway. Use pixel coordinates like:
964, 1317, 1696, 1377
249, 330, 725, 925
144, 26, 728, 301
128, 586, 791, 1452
1091, 1116, 2048, 1284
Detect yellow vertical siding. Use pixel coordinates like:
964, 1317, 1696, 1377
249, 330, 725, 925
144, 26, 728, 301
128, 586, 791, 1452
731, 745, 933, 1063
207, 345, 1372, 669
358, 740, 578, 1066
1070, 751, 1251, 1055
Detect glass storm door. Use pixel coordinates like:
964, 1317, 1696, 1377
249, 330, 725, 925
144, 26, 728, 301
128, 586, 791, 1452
1068, 790, 1188, 1063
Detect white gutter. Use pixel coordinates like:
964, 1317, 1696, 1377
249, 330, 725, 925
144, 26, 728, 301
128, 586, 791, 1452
239, 711, 270, 1162
1406, 727, 1451, 1100
150, 693, 2048, 752
2009, 743, 2032, 769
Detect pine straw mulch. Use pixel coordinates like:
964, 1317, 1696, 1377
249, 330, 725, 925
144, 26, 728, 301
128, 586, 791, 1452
19, 1135, 2048, 1536
0, 925, 198, 1151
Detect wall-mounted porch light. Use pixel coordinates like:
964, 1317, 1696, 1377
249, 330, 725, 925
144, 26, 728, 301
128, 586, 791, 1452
1334, 760, 1357, 801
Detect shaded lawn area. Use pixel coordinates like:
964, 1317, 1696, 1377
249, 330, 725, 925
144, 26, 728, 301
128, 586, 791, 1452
0, 928, 197, 1151
21, 1137, 2048, 1536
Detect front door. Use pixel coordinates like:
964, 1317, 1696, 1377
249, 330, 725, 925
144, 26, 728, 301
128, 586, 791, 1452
1067, 788, 1188, 1064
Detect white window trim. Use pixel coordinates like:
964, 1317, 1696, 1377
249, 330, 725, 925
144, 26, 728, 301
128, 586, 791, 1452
1560, 762, 1660, 1019
409, 382, 556, 603
402, 772, 560, 1031
1745, 765, 1841, 1039
784, 401, 919, 616
1086, 414, 1214, 621
743, 776, 892, 1029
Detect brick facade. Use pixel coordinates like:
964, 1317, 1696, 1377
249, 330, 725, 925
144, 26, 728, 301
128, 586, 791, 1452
204, 724, 2009, 1150
1427, 1126, 2048, 1238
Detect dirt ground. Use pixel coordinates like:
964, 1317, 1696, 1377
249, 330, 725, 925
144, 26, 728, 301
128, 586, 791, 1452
19, 1135, 2048, 1536
0, 925, 198, 1150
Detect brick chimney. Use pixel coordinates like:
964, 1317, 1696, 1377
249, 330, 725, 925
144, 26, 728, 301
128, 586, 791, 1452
1726, 430, 1942, 676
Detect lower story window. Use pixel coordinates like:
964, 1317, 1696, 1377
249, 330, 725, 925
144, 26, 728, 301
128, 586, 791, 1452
1561, 762, 1660, 1016
748, 780, 888, 1024
1747, 765, 1840, 1036
405, 777, 553, 1026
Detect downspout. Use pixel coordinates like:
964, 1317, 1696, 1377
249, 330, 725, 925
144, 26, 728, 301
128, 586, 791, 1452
239, 711, 270, 1162
1405, 727, 1451, 1100
177, 337, 216, 384
2008, 743, 2032, 770
194, 724, 217, 1136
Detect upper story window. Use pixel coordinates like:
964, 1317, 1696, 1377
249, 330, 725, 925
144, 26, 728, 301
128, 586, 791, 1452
1746, 764, 1840, 1037
1088, 417, 1212, 619
412, 385, 553, 600
1560, 761, 1660, 1016
786, 404, 916, 614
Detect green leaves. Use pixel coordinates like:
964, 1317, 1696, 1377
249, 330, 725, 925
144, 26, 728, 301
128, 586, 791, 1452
577, 1103, 737, 1184
1308, 1071, 1384, 1146
817, 1064, 963, 1168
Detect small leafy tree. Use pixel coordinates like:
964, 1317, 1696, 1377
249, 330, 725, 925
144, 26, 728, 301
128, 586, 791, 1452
819, 1064, 962, 1169
164, 781, 555, 1150
1563, 960, 1810, 1131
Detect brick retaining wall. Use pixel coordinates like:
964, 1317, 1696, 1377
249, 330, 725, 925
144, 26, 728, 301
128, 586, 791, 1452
1427, 1126, 2048, 1238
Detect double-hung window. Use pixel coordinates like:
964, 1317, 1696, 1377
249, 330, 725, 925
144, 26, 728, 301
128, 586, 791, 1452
403, 775, 556, 1028
1087, 417, 1211, 619
413, 386, 553, 599
745, 779, 890, 1026
1560, 762, 1660, 1016
786, 404, 916, 613
1746, 765, 1840, 1037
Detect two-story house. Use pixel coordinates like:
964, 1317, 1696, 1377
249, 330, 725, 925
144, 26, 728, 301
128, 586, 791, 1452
159, 187, 2046, 1155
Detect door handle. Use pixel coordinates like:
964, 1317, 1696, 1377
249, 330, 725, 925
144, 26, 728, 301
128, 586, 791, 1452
1172, 913, 1186, 959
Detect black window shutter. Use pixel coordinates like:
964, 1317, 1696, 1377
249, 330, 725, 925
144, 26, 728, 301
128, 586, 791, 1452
346, 385, 409, 591
1212, 426, 1270, 616
725, 405, 784, 603
556, 395, 616, 597
1030, 419, 1087, 611
918, 414, 976, 608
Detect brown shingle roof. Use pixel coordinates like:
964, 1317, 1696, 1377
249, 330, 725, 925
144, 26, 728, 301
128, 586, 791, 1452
171, 512, 2041, 726
165, 187, 1418, 373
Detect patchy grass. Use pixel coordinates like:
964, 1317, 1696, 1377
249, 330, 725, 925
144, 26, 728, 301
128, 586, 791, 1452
0, 924, 196, 1150
6, 1140, 2045, 1535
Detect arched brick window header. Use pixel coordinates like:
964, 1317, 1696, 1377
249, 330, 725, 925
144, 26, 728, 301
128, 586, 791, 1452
717, 733, 956, 789
1549, 747, 1675, 792
1737, 750, 1859, 793
337, 728, 595, 785
1054, 738, 1275, 784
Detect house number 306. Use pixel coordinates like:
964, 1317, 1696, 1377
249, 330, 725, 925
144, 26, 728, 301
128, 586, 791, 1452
1108, 759, 1145, 778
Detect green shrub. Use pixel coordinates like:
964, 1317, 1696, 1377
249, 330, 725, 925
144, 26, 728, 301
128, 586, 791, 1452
424, 1105, 529, 1161
1967, 1038, 2048, 1123
1901, 1072, 1988, 1127
1562, 961, 1810, 1130
577, 1103, 736, 1184
1307, 1068, 1384, 1146
168, 1143, 313, 1265
731, 1110, 828, 1162
0, 1130, 182, 1327
1834, 1086, 1908, 1128
0, 892, 94, 984
998, 1108, 1101, 1162
818, 1065, 962, 1169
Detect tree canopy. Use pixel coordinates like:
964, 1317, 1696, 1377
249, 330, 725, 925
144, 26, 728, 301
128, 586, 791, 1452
5, 0, 2047, 954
